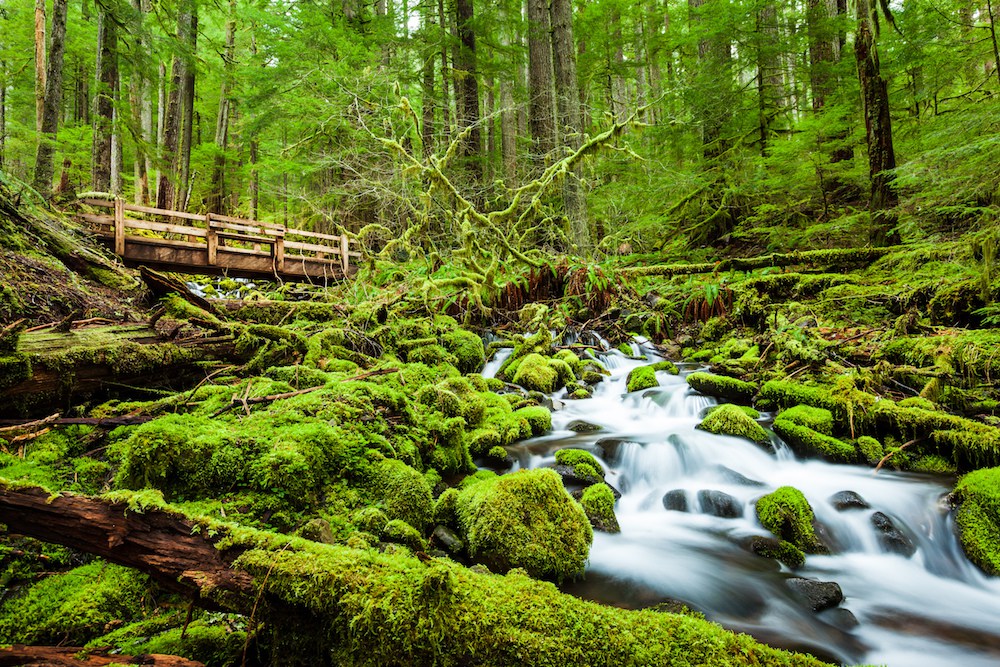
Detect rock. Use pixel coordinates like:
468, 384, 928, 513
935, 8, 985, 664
697, 489, 743, 518
871, 511, 917, 557
819, 607, 860, 630
580, 484, 621, 534
567, 420, 603, 433
662, 489, 689, 512
594, 438, 631, 463
714, 465, 765, 487
740, 535, 806, 569
431, 525, 465, 555
676, 334, 694, 347
299, 518, 335, 544
696, 403, 770, 445
552, 464, 601, 488
829, 490, 870, 511
787, 577, 844, 612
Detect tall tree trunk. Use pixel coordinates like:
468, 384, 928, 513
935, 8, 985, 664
855, 0, 899, 246
177, 4, 197, 210
807, 0, 836, 111
209, 0, 236, 214
156, 57, 183, 210
33, 0, 69, 195
34, 0, 46, 134
438, 0, 452, 142
551, 0, 588, 252
155, 61, 167, 204
91, 7, 118, 193
988, 0, 1000, 89
421, 2, 436, 157
130, 0, 154, 205
689, 0, 732, 160
454, 0, 481, 178
527, 0, 555, 161
0, 60, 6, 170
756, 2, 784, 155
609, 9, 627, 123
500, 76, 516, 183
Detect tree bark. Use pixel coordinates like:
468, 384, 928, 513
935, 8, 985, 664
438, 0, 452, 142
551, 0, 588, 252
130, 0, 155, 205
0, 60, 6, 170
178, 3, 198, 210
33, 0, 69, 195
855, 0, 899, 246
91, 7, 118, 193
0, 645, 205, 667
756, 2, 784, 155
208, 0, 237, 214
455, 0, 481, 178
527, 0, 555, 161
34, 0, 46, 134
421, 3, 436, 157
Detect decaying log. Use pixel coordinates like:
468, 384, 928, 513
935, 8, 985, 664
0, 645, 205, 667
0, 415, 155, 429
139, 267, 219, 317
620, 246, 903, 278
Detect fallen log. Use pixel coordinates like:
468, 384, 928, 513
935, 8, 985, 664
0, 482, 832, 667
620, 246, 903, 278
0, 645, 205, 667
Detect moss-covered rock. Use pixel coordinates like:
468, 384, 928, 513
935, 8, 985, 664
580, 484, 620, 533
856, 436, 884, 465
773, 419, 855, 463
651, 360, 680, 374
512, 353, 559, 393
441, 329, 485, 374
455, 468, 592, 581
743, 535, 806, 569
952, 467, 1000, 575
626, 365, 659, 392
755, 487, 828, 554
697, 404, 769, 445
705, 404, 760, 420
775, 405, 834, 436
365, 457, 434, 532
553, 349, 583, 376
687, 372, 757, 403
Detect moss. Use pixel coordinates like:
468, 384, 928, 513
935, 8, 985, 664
384, 519, 427, 551
548, 358, 576, 388
910, 454, 957, 475
0, 352, 31, 390
705, 404, 760, 420
439, 329, 485, 374
456, 468, 592, 581
434, 488, 460, 528
0, 561, 150, 645
581, 370, 605, 385
775, 405, 833, 436
898, 396, 937, 411
773, 419, 855, 463
102, 615, 248, 667
746, 536, 806, 569
580, 484, 620, 534
953, 467, 1000, 575
513, 405, 552, 436
352, 506, 390, 535
554, 448, 600, 471
687, 372, 757, 403
512, 353, 559, 393
651, 360, 680, 374
553, 350, 583, 376
856, 436, 884, 465
697, 404, 769, 445
365, 458, 434, 532
755, 487, 827, 554
626, 365, 659, 392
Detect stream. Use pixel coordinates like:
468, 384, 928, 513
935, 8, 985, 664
484, 342, 1000, 666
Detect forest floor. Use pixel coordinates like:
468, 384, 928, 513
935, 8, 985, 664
1, 186, 998, 666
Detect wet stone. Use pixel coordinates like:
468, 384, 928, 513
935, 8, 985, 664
697, 489, 743, 518
819, 607, 860, 630
871, 511, 917, 557
714, 465, 765, 487
787, 577, 844, 612
829, 490, 871, 511
567, 420, 603, 433
432, 525, 465, 555
662, 489, 689, 512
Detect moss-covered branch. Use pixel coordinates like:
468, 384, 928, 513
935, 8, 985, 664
620, 246, 904, 278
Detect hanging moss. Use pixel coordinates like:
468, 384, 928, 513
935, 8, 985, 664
773, 419, 855, 463
755, 487, 827, 554
697, 404, 769, 445
455, 468, 592, 581
687, 372, 757, 403
952, 467, 1000, 575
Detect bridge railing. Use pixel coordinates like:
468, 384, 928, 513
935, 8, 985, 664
78, 198, 361, 275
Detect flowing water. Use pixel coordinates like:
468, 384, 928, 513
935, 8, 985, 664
487, 343, 1000, 666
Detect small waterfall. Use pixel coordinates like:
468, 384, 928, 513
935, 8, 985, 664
504, 346, 1000, 667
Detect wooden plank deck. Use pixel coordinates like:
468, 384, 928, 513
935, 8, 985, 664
78, 199, 361, 283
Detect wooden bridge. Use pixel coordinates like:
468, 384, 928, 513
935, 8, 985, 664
78, 198, 360, 283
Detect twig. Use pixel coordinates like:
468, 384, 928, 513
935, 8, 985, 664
873, 438, 921, 473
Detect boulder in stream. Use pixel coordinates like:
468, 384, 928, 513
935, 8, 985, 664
580, 484, 621, 533
696, 404, 770, 445
871, 511, 917, 557
741, 535, 806, 569
829, 490, 870, 511
687, 372, 758, 403
697, 489, 743, 518
567, 419, 604, 433
662, 489, 689, 512
786, 577, 844, 612
755, 486, 830, 554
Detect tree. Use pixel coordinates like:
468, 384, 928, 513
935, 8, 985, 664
855, 0, 900, 245
455, 0, 481, 177
92, 3, 119, 193
527, 0, 555, 160
32, 0, 69, 194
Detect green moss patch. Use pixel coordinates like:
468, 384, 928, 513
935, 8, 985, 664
697, 404, 769, 445
687, 372, 757, 403
626, 365, 659, 392
755, 487, 827, 554
773, 419, 855, 463
953, 467, 1000, 575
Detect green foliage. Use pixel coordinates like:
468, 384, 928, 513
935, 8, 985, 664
455, 469, 593, 581
953, 467, 1000, 575
755, 487, 827, 554
697, 404, 769, 445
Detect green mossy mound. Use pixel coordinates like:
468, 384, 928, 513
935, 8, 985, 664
651, 360, 680, 374
687, 372, 757, 403
952, 467, 1000, 575
773, 419, 855, 463
363, 457, 434, 532
856, 436, 884, 465
95, 615, 248, 667
580, 484, 620, 533
512, 353, 559, 393
697, 404, 769, 445
755, 487, 827, 554
0, 561, 150, 645
626, 365, 659, 392
441, 329, 486, 374
705, 404, 760, 420
455, 468, 592, 581
776, 405, 833, 436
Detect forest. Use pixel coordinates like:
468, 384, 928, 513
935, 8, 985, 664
1, 0, 1000, 665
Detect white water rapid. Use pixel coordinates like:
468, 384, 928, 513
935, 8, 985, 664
491, 343, 1000, 666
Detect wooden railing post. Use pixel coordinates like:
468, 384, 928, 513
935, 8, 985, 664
206, 214, 218, 265
275, 232, 285, 273
340, 234, 350, 275
113, 197, 125, 256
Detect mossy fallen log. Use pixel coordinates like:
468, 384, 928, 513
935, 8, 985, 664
621, 246, 901, 278
0, 482, 832, 667
0, 645, 205, 666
